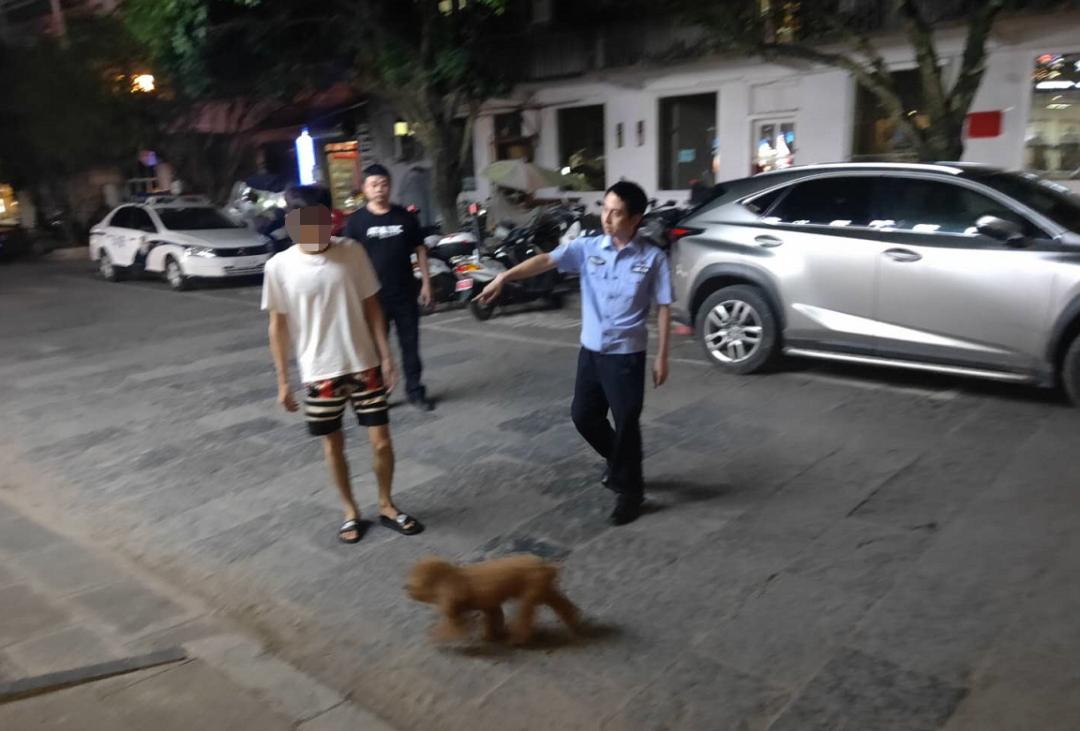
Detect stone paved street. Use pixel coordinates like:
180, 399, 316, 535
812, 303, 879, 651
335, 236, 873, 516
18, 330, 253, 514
2, 257, 1080, 730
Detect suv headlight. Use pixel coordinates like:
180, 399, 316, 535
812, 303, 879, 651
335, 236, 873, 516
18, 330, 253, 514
185, 245, 217, 258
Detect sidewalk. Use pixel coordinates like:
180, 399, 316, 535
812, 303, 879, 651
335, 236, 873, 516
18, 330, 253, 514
0, 498, 396, 731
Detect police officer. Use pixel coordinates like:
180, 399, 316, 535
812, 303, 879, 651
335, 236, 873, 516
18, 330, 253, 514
478, 181, 672, 526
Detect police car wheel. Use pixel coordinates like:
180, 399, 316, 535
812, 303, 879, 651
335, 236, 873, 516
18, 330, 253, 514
99, 251, 122, 282
165, 257, 191, 291
695, 285, 778, 375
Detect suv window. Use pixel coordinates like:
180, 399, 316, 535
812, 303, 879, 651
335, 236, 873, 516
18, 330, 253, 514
767, 177, 875, 228
979, 172, 1080, 233
128, 208, 157, 233
876, 177, 1044, 238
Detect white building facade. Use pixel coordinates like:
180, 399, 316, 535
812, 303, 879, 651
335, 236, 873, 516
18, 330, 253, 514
468, 11, 1080, 204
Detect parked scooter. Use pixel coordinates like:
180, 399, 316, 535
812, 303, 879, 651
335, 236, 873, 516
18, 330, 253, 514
459, 224, 564, 321
407, 206, 473, 309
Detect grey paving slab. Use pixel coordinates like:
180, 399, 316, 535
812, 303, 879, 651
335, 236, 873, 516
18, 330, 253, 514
471, 663, 634, 731
694, 572, 877, 687
0, 585, 70, 648
602, 652, 788, 731
784, 517, 935, 600
106, 660, 296, 731
3, 625, 123, 677
300, 701, 398, 731
186, 634, 343, 722
769, 648, 966, 731
72, 580, 186, 636
0, 513, 64, 554
10, 543, 125, 597
0, 679, 134, 731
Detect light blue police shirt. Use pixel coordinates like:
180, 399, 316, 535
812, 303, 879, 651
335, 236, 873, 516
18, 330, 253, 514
549, 234, 674, 355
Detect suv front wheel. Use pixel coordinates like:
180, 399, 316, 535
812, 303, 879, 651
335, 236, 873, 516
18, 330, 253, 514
695, 285, 779, 374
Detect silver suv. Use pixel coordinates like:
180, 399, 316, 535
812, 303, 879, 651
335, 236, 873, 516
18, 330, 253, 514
670, 163, 1080, 402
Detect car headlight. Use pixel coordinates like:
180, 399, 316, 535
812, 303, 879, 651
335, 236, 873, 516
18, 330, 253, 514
185, 245, 217, 258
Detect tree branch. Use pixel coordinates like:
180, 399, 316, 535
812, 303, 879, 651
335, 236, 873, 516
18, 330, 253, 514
898, 0, 948, 125
949, 0, 1005, 117
762, 41, 922, 146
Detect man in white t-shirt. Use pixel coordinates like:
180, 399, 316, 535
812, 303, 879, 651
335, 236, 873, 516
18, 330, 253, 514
262, 196, 424, 543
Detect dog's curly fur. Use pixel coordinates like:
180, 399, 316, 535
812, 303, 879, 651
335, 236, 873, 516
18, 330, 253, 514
406, 554, 581, 644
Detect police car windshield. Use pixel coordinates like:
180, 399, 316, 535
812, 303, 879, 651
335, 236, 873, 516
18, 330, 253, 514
157, 207, 242, 231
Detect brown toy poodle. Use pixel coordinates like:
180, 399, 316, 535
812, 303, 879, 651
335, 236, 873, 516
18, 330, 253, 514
406, 554, 581, 644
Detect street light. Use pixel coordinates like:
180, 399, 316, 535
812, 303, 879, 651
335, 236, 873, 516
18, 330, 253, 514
296, 128, 316, 185
131, 74, 155, 93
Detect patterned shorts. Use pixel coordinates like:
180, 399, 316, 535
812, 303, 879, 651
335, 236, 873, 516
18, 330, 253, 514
304, 368, 389, 435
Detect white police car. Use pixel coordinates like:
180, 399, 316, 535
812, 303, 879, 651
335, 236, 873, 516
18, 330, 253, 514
89, 195, 272, 290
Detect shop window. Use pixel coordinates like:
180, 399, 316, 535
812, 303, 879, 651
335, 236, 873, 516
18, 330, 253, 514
752, 119, 796, 174
1025, 52, 1080, 179
558, 104, 606, 190
659, 94, 717, 190
494, 111, 533, 161
0, 184, 19, 225
852, 68, 926, 161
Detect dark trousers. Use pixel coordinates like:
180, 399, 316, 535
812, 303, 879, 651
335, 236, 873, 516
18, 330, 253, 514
383, 297, 425, 401
571, 348, 646, 501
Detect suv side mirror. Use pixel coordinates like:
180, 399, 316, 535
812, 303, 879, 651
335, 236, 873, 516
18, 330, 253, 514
976, 215, 1026, 247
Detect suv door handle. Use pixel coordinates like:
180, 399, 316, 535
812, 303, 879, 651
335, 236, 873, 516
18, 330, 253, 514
884, 248, 922, 262
755, 235, 783, 248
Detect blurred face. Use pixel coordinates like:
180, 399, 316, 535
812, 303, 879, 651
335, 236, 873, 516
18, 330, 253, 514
285, 205, 332, 251
363, 174, 391, 207
602, 192, 643, 242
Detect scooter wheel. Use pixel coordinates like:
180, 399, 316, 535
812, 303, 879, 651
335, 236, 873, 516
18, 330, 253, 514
470, 298, 496, 321
545, 292, 564, 309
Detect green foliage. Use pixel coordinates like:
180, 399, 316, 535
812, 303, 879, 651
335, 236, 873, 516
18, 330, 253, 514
0, 15, 159, 187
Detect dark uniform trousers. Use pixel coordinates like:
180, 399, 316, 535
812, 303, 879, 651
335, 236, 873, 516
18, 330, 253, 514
571, 347, 646, 501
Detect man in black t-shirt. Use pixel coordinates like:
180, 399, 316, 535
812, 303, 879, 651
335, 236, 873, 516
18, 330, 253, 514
345, 164, 435, 411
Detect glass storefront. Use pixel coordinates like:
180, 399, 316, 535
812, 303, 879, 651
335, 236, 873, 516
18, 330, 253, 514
1025, 52, 1080, 180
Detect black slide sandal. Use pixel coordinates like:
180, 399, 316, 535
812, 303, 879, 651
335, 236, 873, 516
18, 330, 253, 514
380, 513, 424, 536
338, 519, 365, 544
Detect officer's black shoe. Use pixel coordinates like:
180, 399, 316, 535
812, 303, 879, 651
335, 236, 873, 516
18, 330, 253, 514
410, 397, 435, 412
609, 496, 643, 526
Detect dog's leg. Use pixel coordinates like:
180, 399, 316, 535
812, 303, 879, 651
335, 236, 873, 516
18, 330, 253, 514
432, 611, 470, 642
545, 590, 581, 633
509, 597, 539, 645
482, 607, 506, 642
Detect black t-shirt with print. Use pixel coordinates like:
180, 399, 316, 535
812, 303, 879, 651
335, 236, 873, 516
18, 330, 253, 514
344, 204, 422, 303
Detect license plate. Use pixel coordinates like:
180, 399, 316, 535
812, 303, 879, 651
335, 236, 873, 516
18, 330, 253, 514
454, 278, 474, 292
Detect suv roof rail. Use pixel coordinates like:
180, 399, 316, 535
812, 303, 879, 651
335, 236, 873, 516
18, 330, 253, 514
757, 162, 965, 176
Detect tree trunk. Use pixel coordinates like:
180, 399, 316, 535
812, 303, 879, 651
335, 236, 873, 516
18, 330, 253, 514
432, 141, 462, 231
918, 113, 966, 162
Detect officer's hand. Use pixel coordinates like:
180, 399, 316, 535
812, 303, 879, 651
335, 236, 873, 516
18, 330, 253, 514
419, 282, 433, 309
477, 275, 504, 306
652, 356, 669, 388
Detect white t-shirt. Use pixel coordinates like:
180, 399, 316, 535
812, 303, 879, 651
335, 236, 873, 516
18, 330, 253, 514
261, 238, 382, 383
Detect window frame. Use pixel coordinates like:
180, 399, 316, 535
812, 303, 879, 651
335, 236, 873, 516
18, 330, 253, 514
556, 103, 607, 192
